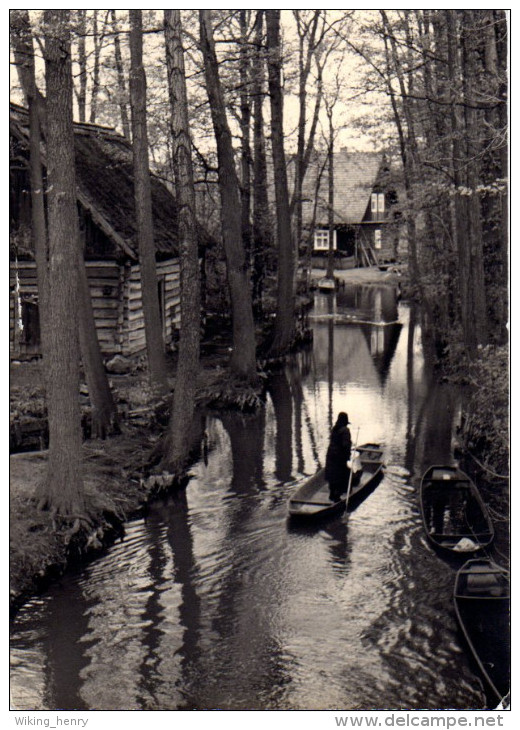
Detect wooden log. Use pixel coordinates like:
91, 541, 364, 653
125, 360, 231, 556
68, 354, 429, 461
92, 314, 119, 327
156, 259, 180, 272
89, 298, 119, 310
85, 265, 120, 279
85, 277, 120, 289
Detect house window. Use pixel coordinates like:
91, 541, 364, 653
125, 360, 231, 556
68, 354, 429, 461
374, 229, 382, 249
371, 193, 385, 220
314, 229, 336, 251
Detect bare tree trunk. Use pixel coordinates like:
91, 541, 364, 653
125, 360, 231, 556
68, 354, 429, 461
239, 10, 253, 265
265, 10, 295, 356
292, 11, 323, 285
75, 9, 87, 122
381, 11, 421, 294
77, 261, 119, 438
461, 10, 488, 350
199, 9, 257, 380
39, 9, 84, 515
110, 9, 131, 140
11, 10, 119, 436
326, 107, 335, 280
251, 10, 270, 315
89, 10, 109, 124
447, 10, 485, 356
10, 10, 49, 364
129, 9, 169, 391
494, 10, 508, 282
162, 9, 201, 472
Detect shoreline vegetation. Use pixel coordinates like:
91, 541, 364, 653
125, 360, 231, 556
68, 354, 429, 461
9, 268, 508, 615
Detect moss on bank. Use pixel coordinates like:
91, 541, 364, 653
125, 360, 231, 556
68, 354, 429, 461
9, 352, 271, 613
459, 345, 509, 479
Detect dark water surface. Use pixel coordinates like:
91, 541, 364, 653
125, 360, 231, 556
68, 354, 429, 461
10, 286, 491, 710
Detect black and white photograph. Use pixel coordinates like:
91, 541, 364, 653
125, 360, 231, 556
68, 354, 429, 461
9, 6, 510, 718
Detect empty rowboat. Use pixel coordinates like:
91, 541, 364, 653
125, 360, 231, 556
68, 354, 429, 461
454, 558, 510, 706
420, 465, 494, 554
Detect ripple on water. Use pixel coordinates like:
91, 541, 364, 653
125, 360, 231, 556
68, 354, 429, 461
10, 301, 490, 711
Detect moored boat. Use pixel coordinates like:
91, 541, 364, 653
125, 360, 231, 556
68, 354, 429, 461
454, 558, 510, 706
420, 465, 494, 553
287, 443, 384, 519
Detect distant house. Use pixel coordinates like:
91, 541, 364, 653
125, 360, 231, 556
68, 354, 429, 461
299, 149, 400, 268
9, 102, 187, 359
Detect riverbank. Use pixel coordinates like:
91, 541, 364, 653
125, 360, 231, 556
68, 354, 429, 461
9, 347, 261, 613
310, 265, 401, 287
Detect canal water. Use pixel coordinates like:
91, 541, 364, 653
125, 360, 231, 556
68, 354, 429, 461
10, 285, 493, 710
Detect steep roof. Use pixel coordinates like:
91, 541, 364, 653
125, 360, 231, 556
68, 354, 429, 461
9, 102, 179, 261
298, 149, 384, 226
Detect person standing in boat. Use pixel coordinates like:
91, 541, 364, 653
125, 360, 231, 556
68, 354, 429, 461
325, 412, 352, 502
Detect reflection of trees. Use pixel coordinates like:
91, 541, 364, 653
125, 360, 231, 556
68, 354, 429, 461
327, 304, 334, 430
164, 490, 202, 706
403, 303, 458, 476
137, 511, 171, 706
213, 410, 266, 635
410, 383, 457, 475
220, 411, 265, 493
39, 579, 91, 709
267, 370, 293, 482
210, 411, 289, 706
405, 305, 417, 474
126, 490, 201, 709
287, 357, 305, 475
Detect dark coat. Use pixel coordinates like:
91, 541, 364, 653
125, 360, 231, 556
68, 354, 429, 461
325, 425, 352, 487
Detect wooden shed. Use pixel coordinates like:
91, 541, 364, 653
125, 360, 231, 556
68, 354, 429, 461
10, 102, 184, 359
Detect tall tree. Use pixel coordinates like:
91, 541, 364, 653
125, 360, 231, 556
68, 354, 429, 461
291, 11, 325, 271
129, 9, 169, 391
460, 10, 488, 350
162, 9, 201, 472
239, 10, 253, 265
110, 9, 131, 140
10, 10, 49, 364
325, 94, 335, 281
265, 10, 295, 355
251, 10, 270, 315
75, 10, 87, 122
89, 10, 110, 124
199, 9, 257, 381
11, 11, 118, 437
380, 10, 421, 292
38, 9, 84, 514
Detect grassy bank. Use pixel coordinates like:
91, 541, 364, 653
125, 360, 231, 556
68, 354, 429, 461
9, 349, 269, 613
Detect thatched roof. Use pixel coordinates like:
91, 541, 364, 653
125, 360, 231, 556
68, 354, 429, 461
296, 149, 386, 227
10, 102, 179, 261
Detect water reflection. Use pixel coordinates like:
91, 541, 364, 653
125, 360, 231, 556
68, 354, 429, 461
11, 285, 488, 710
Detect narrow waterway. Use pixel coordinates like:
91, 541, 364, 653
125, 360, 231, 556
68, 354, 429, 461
10, 285, 492, 710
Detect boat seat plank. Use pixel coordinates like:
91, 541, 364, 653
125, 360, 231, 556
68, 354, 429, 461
432, 532, 492, 538
290, 499, 335, 506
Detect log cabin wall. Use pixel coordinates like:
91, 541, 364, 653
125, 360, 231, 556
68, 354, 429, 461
123, 259, 181, 355
10, 258, 181, 358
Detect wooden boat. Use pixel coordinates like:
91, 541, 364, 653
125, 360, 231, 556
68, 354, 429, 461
317, 276, 336, 291
287, 443, 384, 519
454, 559, 510, 705
420, 465, 494, 553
